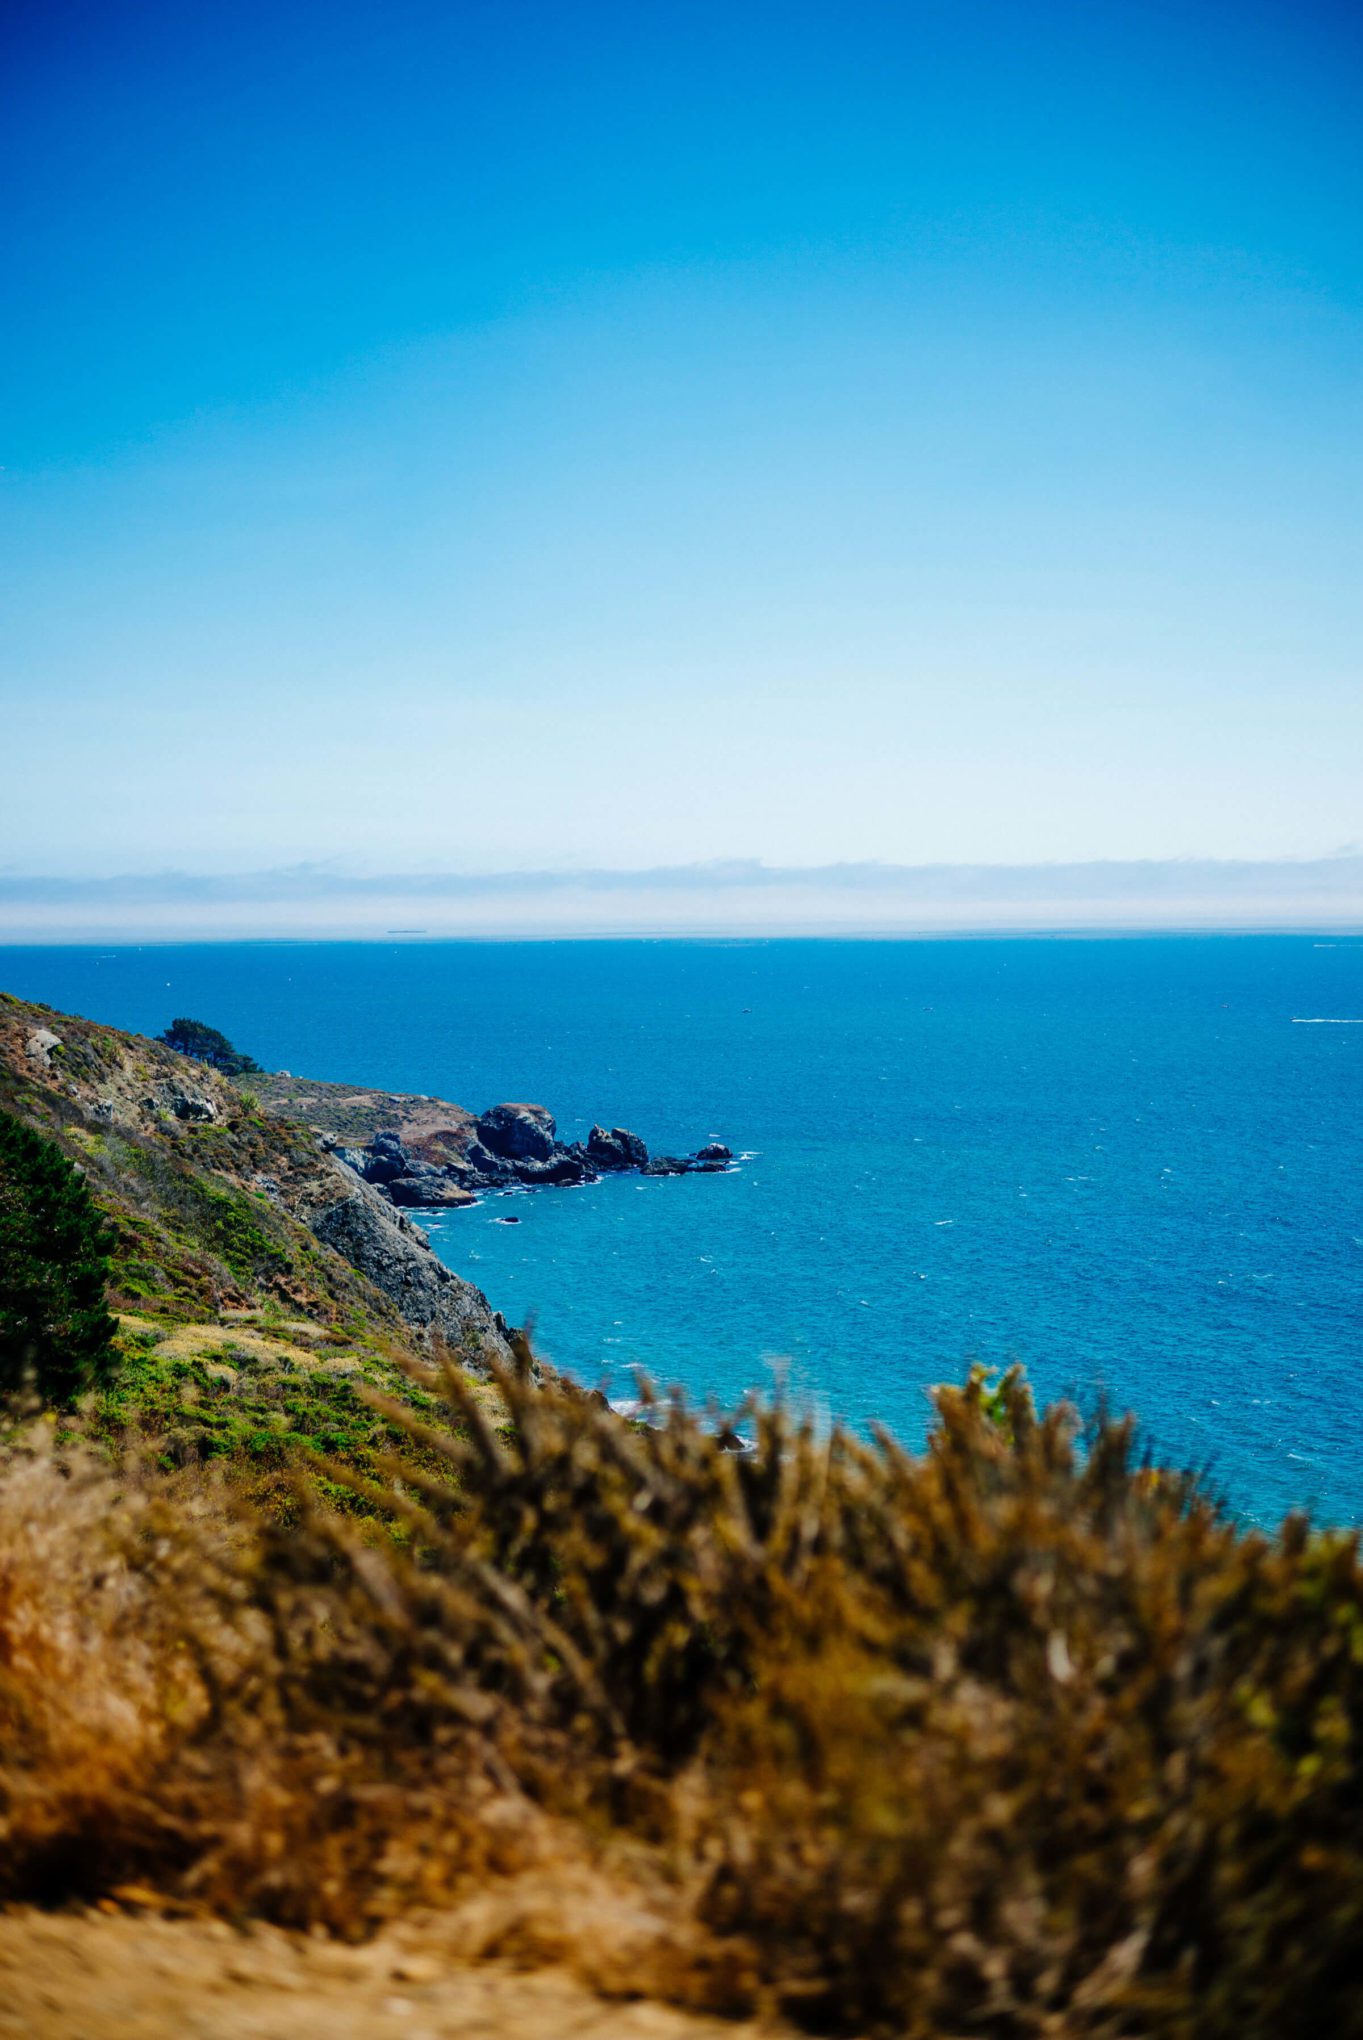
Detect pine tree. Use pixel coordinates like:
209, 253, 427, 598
157, 1017, 261, 1075
0, 1110, 118, 1404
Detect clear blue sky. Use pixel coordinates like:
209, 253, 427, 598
3, 0, 1360, 883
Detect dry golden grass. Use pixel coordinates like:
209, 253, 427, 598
0, 1442, 192, 1899
3, 1352, 1363, 2037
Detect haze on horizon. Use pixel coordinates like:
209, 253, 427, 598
2, 0, 1361, 922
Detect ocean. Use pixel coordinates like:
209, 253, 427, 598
4, 935, 1360, 1526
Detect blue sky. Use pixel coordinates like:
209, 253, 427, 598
2, 0, 1360, 898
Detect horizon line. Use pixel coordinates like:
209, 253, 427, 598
0, 853, 1361, 943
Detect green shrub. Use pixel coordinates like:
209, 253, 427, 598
0, 1110, 118, 1404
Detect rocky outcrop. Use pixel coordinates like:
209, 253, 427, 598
456, 1138, 517, 1185
304, 1163, 510, 1366
168, 1088, 218, 1122
325, 1104, 734, 1208
644, 1147, 732, 1176
385, 1163, 475, 1208
25, 1028, 62, 1067
587, 1125, 649, 1171
512, 1150, 591, 1187
320, 1128, 480, 1209
242, 1070, 732, 1209
476, 1103, 558, 1163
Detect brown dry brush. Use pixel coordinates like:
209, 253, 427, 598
3, 1348, 1363, 2036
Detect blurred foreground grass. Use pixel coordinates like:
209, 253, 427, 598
3, 1350, 1362, 2038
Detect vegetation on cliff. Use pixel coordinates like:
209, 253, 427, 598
155, 1017, 262, 1076
0, 1109, 119, 1403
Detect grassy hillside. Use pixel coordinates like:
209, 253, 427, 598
241, 1068, 480, 1149
0, 991, 507, 1497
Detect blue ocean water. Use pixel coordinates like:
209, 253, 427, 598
3, 937, 1360, 1526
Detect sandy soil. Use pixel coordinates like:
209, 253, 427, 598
0, 1908, 777, 2040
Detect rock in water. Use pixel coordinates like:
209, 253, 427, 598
476, 1102, 558, 1162
385, 1160, 476, 1207
587, 1124, 650, 1171
512, 1152, 590, 1186
459, 1138, 516, 1185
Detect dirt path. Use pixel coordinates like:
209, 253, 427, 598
0, 1909, 777, 2040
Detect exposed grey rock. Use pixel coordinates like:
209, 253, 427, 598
587, 1124, 649, 1171
511, 1151, 590, 1187
460, 1138, 517, 1184
386, 1161, 474, 1208
642, 1143, 732, 1175
476, 1102, 557, 1163
25, 1028, 62, 1067
363, 1148, 408, 1185
332, 1133, 492, 1205
170, 1088, 218, 1122
305, 1164, 510, 1370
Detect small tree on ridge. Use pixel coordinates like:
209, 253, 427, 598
157, 1017, 261, 1076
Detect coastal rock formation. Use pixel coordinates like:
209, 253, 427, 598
324, 1110, 731, 1204
587, 1124, 649, 1171
240, 1071, 733, 1209
643, 1147, 732, 1176
463, 1139, 518, 1183
476, 1102, 558, 1162
642, 1155, 690, 1176
332, 1110, 735, 1203
511, 1150, 592, 1187
385, 1166, 474, 1208
305, 1169, 508, 1363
